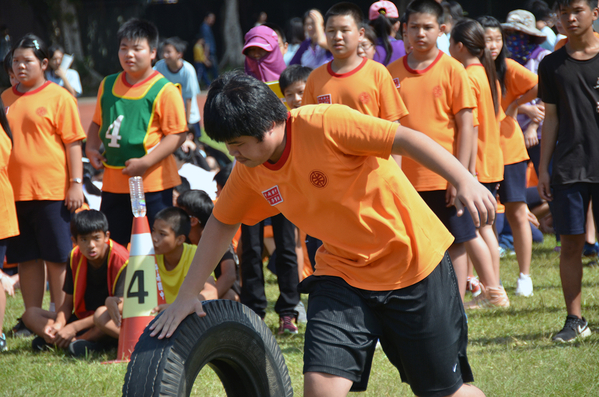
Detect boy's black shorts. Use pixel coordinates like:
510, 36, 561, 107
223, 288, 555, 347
299, 253, 473, 397
498, 161, 527, 203
419, 190, 477, 243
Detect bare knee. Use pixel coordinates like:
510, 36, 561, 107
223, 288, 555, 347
304, 372, 352, 397
441, 383, 485, 397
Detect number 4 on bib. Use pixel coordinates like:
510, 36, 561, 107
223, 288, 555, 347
106, 115, 124, 148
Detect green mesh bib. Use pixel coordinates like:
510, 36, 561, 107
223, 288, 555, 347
99, 73, 171, 168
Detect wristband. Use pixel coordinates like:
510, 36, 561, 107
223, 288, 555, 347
70, 178, 83, 184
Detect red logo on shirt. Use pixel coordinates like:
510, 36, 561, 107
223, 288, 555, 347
432, 85, 443, 98
317, 94, 332, 104
262, 185, 284, 206
310, 170, 328, 188
36, 107, 47, 117
393, 78, 400, 88
359, 92, 371, 104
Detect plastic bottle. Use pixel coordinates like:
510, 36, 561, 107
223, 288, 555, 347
129, 176, 146, 217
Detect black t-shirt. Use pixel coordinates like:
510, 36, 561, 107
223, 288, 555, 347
63, 254, 126, 313
538, 47, 599, 185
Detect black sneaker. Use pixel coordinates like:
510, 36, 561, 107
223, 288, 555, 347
32, 336, 53, 352
12, 318, 32, 337
552, 315, 592, 342
68, 339, 100, 358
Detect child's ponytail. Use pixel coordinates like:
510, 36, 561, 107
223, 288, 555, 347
452, 19, 499, 115
0, 97, 12, 144
369, 15, 393, 65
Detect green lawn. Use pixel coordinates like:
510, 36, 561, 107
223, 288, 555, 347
1, 234, 598, 396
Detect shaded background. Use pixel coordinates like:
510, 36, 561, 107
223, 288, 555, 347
0, 0, 539, 94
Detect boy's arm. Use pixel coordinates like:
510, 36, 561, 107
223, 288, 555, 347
122, 132, 186, 177
447, 108, 474, 206
65, 140, 84, 211
85, 122, 106, 170
150, 215, 240, 339
538, 103, 558, 202
470, 126, 478, 174
185, 98, 192, 126
53, 315, 96, 348
214, 258, 236, 298
506, 85, 538, 119
391, 125, 496, 226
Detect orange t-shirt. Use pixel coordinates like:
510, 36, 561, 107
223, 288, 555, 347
2, 82, 86, 201
554, 32, 599, 51
467, 64, 504, 183
92, 72, 186, 193
499, 59, 535, 165
0, 125, 18, 240
387, 51, 476, 191
213, 105, 454, 291
303, 57, 408, 121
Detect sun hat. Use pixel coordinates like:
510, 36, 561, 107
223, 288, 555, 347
369, 1, 399, 21
501, 10, 546, 38
242, 26, 277, 55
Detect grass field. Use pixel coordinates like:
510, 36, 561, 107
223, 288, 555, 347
1, 234, 598, 397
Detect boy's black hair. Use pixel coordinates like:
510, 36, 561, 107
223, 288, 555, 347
524, 0, 553, 22
70, 210, 109, 239
173, 147, 193, 164
405, 0, 444, 26
176, 190, 213, 228
324, 2, 364, 26
162, 37, 187, 54
279, 64, 313, 93
555, 0, 597, 9
174, 176, 191, 195
213, 163, 233, 188
262, 22, 286, 43
477, 16, 508, 95
12, 33, 48, 63
203, 71, 288, 143
117, 18, 159, 50
47, 44, 65, 59
286, 17, 305, 45
441, 1, 464, 25
155, 206, 191, 238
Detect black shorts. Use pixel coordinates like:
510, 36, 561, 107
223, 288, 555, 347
481, 182, 499, 197
497, 161, 527, 203
419, 190, 476, 243
6, 201, 72, 264
298, 254, 473, 397
552, 182, 599, 236
100, 189, 173, 246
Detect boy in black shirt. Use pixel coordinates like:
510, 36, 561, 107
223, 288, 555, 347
538, 0, 599, 342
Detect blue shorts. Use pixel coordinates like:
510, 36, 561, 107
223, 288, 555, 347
419, 190, 476, 244
6, 201, 72, 263
481, 182, 499, 197
497, 161, 527, 203
552, 183, 599, 236
299, 254, 473, 396
100, 189, 173, 246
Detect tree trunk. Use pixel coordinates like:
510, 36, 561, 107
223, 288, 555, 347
218, 0, 244, 70
59, 0, 84, 59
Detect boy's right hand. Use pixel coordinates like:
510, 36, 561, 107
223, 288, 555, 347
86, 148, 106, 170
149, 292, 206, 339
537, 170, 553, 202
106, 296, 122, 327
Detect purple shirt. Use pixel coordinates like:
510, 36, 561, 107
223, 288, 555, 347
373, 37, 406, 66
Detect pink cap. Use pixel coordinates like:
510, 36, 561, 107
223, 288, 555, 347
369, 1, 399, 21
242, 26, 277, 55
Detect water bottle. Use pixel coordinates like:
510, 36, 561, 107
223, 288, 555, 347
129, 176, 146, 217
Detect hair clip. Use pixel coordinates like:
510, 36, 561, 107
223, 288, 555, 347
33, 40, 40, 50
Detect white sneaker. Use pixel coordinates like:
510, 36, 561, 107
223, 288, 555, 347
515, 273, 533, 297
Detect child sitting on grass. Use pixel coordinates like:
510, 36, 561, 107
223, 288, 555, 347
177, 190, 240, 301
96, 206, 222, 341
22, 210, 128, 357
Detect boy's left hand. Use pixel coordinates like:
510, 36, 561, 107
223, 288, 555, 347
454, 178, 497, 228
445, 185, 457, 207
122, 158, 149, 177
65, 183, 84, 211
53, 324, 77, 349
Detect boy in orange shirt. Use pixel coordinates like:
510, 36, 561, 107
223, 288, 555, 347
387, 0, 495, 300
302, 2, 407, 123
86, 18, 187, 246
150, 71, 493, 397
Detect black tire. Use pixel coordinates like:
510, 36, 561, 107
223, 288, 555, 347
122, 300, 294, 397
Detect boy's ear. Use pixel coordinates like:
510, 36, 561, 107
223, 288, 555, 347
71, 236, 77, 245
190, 216, 199, 227
439, 24, 447, 35
150, 46, 157, 61
175, 234, 187, 246
105, 230, 111, 241
358, 26, 365, 40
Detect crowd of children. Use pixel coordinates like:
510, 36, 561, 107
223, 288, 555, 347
1, 0, 598, 395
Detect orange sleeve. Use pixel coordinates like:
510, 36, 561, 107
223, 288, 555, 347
378, 68, 409, 122
56, 94, 86, 144
322, 105, 396, 159
212, 164, 280, 226
91, 78, 105, 126
154, 84, 187, 136
506, 60, 537, 99
451, 67, 476, 115
554, 37, 567, 51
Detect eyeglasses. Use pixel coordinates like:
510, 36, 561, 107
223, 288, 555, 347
359, 42, 374, 51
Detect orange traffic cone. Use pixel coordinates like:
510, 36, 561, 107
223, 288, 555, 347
113, 216, 166, 362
